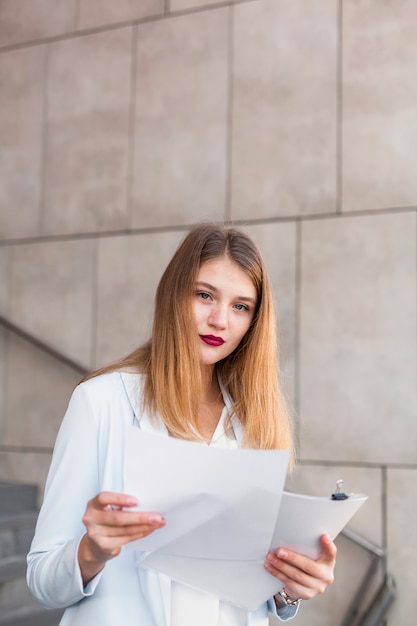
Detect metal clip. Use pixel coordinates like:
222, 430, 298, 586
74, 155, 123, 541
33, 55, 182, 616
331, 479, 349, 500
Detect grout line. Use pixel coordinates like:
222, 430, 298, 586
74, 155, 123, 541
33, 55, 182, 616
2, 294, 11, 444
381, 466, 388, 574
0, 445, 55, 454
73, 0, 81, 31
297, 459, 417, 470
1, 205, 417, 247
126, 25, 138, 231
90, 237, 99, 370
293, 218, 302, 449
38, 44, 49, 237
224, 5, 234, 223
0, 1, 252, 54
336, 0, 343, 214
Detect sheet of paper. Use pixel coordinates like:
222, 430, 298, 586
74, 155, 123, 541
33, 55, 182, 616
270, 491, 368, 560
139, 492, 368, 609
123, 428, 367, 609
140, 553, 278, 610
123, 428, 289, 560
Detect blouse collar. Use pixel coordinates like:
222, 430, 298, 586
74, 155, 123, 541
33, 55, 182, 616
119, 370, 244, 446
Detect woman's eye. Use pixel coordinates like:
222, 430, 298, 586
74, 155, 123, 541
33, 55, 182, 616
198, 292, 211, 300
234, 303, 249, 311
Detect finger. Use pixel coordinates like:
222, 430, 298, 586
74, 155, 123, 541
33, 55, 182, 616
268, 538, 336, 577
264, 555, 328, 601
267, 548, 318, 577
102, 509, 165, 526
97, 511, 166, 534
88, 518, 166, 556
83, 515, 166, 557
317, 534, 337, 564
94, 491, 138, 509
265, 548, 334, 590
264, 558, 316, 601
265, 550, 311, 583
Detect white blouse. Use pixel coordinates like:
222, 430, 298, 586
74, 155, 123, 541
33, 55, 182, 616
170, 405, 248, 626
27, 372, 297, 626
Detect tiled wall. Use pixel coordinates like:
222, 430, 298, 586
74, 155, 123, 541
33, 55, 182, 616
0, 1, 416, 624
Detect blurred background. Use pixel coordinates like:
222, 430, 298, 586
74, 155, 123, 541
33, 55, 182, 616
0, 1, 416, 625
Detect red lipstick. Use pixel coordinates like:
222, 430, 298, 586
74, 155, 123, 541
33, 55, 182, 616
200, 335, 225, 346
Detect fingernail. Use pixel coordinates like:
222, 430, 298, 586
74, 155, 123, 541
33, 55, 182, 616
278, 549, 288, 559
149, 514, 165, 524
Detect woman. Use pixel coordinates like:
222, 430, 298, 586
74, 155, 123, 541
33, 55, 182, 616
27, 223, 336, 625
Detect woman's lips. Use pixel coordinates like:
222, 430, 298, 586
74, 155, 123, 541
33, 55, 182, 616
200, 335, 225, 346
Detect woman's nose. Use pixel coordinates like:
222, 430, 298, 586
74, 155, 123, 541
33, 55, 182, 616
208, 305, 228, 329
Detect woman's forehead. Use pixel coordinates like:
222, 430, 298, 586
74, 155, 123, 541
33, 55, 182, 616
196, 258, 257, 300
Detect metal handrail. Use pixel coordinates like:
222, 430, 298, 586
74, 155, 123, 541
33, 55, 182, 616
0, 314, 88, 375
339, 528, 396, 626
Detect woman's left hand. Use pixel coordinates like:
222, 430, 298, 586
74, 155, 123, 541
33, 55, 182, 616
264, 534, 337, 604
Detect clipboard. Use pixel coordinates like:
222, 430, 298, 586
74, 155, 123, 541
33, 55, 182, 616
124, 430, 367, 608
139, 488, 367, 609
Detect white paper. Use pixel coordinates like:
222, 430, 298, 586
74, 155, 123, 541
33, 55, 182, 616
270, 491, 368, 561
124, 429, 289, 560
123, 428, 367, 609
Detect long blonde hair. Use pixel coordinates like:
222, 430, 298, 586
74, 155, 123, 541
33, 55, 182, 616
83, 223, 294, 461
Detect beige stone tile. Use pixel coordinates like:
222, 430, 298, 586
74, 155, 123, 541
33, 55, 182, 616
9, 239, 95, 367
386, 469, 417, 625
0, 0, 76, 47
131, 9, 228, 228
343, 1, 417, 212
77, 0, 164, 30
43, 28, 131, 236
242, 222, 297, 408
0, 47, 44, 239
95, 230, 184, 366
4, 333, 81, 448
231, 0, 337, 221
299, 212, 417, 464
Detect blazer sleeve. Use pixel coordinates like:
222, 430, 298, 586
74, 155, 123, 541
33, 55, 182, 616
27, 383, 106, 609
268, 597, 299, 621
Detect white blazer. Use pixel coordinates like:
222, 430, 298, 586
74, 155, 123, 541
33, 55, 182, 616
27, 372, 297, 625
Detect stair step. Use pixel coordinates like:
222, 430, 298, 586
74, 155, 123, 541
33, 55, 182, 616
0, 483, 38, 516
0, 484, 55, 624
0, 554, 64, 624
0, 555, 40, 618
0, 606, 64, 626
0, 555, 64, 625
0, 554, 26, 584
0, 511, 38, 559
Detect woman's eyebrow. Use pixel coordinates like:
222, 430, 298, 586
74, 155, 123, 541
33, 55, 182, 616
195, 281, 256, 304
195, 280, 218, 292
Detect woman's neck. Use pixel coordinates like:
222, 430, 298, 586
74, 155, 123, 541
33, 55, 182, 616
198, 366, 225, 441
200, 366, 221, 404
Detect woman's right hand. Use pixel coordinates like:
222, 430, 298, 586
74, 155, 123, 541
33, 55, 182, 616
78, 491, 166, 585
